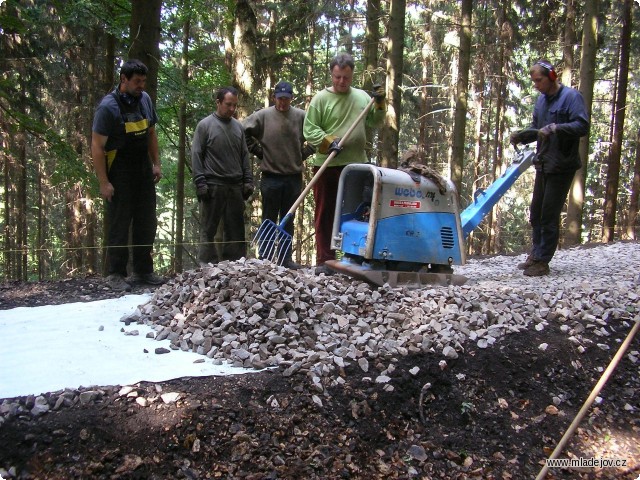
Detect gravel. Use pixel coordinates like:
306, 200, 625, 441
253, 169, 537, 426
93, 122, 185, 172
122, 241, 640, 392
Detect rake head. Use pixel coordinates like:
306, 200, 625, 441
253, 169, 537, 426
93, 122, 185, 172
252, 219, 292, 265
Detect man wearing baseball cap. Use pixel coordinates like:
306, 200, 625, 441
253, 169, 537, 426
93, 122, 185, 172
243, 81, 314, 269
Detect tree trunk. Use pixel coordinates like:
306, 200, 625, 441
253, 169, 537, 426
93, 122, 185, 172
17, 123, 27, 281
65, 185, 83, 275
2, 113, 14, 279
101, 27, 115, 274
381, 0, 406, 168
561, 0, 576, 86
304, 22, 316, 108
104, 32, 116, 93
84, 28, 99, 274
229, 0, 257, 118
602, 0, 631, 243
66, 40, 86, 275
174, 14, 191, 274
364, 0, 381, 153
298, 20, 317, 264
364, 0, 382, 88
343, 0, 356, 54
566, 0, 598, 245
472, 62, 485, 180
264, 8, 278, 109
485, 17, 511, 254
419, 21, 439, 165
419, 41, 430, 156
129, 0, 162, 104
36, 159, 44, 280
85, 193, 97, 275
626, 127, 640, 239
469, 72, 484, 255
450, 0, 472, 198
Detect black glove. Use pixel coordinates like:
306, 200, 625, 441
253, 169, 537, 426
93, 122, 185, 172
196, 183, 208, 202
242, 183, 254, 200
509, 131, 523, 146
372, 83, 385, 106
510, 128, 538, 146
327, 138, 342, 156
538, 123, 557, 139
301, 143, 316, 160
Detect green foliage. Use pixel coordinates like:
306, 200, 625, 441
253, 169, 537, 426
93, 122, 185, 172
53, 0, 121, 36
0, 12, 27, 33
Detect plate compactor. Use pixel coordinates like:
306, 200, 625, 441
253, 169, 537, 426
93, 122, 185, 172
325, 148, 536, 287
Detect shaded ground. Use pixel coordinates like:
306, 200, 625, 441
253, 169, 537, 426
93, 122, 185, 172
0, 276, 638, 479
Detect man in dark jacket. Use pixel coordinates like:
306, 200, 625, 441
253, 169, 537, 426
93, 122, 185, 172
511, 60, 589, 277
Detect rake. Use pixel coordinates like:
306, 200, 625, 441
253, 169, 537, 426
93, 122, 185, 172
252, 96, 377, 265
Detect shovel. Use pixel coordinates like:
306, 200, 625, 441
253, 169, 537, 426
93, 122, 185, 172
252, 96, 377, 265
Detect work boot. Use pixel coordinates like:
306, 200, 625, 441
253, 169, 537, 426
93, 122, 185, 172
523, 261, 550, 277
517, 255, 534, 270
107, 274, 132, 292
517, 254, 535, 270
131, 272, 165, 285
314, 264, 335, 276
282, 258, 303, 270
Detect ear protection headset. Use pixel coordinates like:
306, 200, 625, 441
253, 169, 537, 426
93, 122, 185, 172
535, 61, 558, 81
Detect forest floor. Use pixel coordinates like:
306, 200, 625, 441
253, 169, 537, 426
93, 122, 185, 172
0, 250, 639, 480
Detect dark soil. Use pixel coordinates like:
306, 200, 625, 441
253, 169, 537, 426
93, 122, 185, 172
0, 276, 638, 479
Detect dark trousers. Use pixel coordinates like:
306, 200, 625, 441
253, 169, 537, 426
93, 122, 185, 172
312, 166, 344, 265
529, 169, 575, 263
259, 173, 302, 260
107, 166, 157, 276
198, 184, 246, 264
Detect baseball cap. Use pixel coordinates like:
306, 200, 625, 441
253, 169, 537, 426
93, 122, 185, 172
274, 81, 293, 98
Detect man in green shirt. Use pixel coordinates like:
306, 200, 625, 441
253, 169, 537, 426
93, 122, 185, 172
303, 52, 385, 274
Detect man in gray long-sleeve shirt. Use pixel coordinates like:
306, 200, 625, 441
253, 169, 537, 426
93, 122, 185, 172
242, 81, 314, 269
192, 86, 254, 265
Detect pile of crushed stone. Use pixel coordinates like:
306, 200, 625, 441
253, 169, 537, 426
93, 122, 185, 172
123, 242, 640, 393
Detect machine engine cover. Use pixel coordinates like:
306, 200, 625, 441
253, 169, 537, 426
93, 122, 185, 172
330, 164, 466, 266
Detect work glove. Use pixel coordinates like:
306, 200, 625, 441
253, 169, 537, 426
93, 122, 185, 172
372, 83, 385, 108
242, 183, 254, 200
327, 138, 342, 156
510, 128, 538, 146
301, 143, 316, 160
318, 135, 342, 156
538, 123, 557, 139
196, 183, 209, 202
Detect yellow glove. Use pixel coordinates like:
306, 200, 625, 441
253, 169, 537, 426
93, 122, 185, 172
373, 83, 386, 109
319, 135, 339, 155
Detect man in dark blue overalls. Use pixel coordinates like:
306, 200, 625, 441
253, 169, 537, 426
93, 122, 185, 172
91, 59, 164, 291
